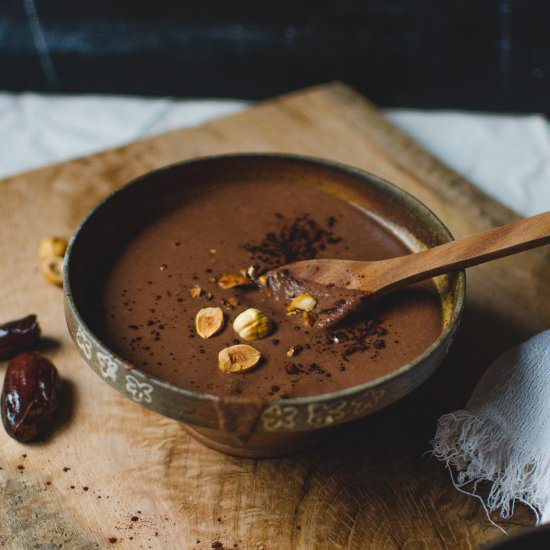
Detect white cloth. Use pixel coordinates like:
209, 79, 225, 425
386, 110, 550, 217
0, 93, 245, 178
432, 331, 550, 525
0, 92, 550, 218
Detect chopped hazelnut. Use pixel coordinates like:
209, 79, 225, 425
217, 274, 251, 289
257, 275, 268, 287
189, 286, 203, 299
246, 265, 258, 280
288, 294, 317, 312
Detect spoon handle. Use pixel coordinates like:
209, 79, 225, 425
369, 210, 550, 292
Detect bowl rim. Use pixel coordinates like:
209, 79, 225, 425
64, 152, 466, 409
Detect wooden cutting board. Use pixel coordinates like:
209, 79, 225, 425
0, 82, 548, 550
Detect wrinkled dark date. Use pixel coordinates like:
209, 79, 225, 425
2, 352, 61, 442
0, 314, 41, 359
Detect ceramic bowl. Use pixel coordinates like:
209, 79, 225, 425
64, 154, 465, 458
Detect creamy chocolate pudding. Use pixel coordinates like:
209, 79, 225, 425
94, 179, 443, 399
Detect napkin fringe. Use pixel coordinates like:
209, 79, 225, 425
432, 411, 547, 523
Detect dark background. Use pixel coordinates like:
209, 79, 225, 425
2, 0, 550, 113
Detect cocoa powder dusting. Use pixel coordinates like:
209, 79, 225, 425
242, 213, 342, 270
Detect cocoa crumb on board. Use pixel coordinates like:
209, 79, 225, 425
109, 511, 163, 546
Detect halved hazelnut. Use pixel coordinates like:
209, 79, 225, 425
195, 307, 224, 339
41, 257, 64, 286
218, 344, 261, 373
233, 308, 272, 341
39, 237, 68, 260
217, 274, 251, 289
288, 294, 317, 312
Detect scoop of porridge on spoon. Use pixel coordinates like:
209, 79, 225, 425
267, 211, 550, 328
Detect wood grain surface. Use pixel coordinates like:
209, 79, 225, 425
0, 82, 548, 550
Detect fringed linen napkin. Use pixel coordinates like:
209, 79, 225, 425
432, 331, 550, 526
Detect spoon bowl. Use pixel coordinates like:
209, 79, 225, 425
278, 210, 550, 327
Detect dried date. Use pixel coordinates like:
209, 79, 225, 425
0, 315, 41, 359
2, 352, 61, 442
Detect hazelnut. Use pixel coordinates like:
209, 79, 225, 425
232, 308, 273, 341
257, 275, 268, 287
39, 237, 68, 260
195, 307, 224, 339
245, 265, 258, 280
218, 344, 261, 373
217, 273, 251, 289
288, 294, 317, 312
41, 256, 64, 287
189, 286, 203, 298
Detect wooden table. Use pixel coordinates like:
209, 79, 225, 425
1, 83, 547, 549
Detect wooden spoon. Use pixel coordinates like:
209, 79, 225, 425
279, 211, 550, 296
